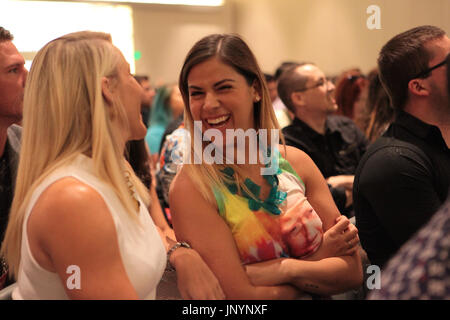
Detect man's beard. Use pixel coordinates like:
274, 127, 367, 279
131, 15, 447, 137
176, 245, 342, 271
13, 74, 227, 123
430, 82, 450, 123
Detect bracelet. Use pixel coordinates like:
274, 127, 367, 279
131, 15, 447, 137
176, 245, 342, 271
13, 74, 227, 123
166, 241, 191, 272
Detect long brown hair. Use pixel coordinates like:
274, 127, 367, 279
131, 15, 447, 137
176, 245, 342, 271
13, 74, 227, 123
363, 69, 394, 143
178, 34, 284, 205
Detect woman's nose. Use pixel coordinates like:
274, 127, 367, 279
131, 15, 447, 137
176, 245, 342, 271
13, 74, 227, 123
204, 91, 220, 110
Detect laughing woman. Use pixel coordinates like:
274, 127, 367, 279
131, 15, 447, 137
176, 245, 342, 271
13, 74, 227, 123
170, 34, 363, 299
1, 31, 223, 300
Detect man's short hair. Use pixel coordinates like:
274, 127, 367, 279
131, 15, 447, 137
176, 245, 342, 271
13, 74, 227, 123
264, 73, 275, 83
274, 61, 300, 81
0, 27, 13, 42
277, 63, 311, 112
133, 75, 149, 85
378, 25, 446, 110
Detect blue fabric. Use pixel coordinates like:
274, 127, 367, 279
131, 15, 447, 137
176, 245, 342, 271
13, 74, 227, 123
146, 124, 166, 154
146, 86, 173, 154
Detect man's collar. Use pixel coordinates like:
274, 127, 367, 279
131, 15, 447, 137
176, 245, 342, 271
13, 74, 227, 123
395, 109, 438, 139
292, 117, 324, 137
394, 109, 448, 149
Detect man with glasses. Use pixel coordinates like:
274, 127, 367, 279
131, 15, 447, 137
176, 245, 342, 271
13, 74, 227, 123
278, 63, 368, 217
354, 25, 450, 269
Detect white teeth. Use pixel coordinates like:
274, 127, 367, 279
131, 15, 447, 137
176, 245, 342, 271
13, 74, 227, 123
206, 115, 230, 125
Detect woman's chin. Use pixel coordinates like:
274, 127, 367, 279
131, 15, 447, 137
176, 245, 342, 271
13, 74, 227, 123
130, 125, 148, 141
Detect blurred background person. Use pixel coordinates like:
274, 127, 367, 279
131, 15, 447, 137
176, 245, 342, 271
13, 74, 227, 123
265, 73, 278, 103
145, 84, 184, 161
334, 68, 369, 132
279, 63, 368, 217
272, 62, 300, 128
133, 75, 155, 129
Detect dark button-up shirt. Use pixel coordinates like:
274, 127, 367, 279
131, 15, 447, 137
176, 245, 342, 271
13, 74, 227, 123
0, 125, 20, 243
0, 143, 13, 243
354, 110, 450, 268
282, 115, 368, 213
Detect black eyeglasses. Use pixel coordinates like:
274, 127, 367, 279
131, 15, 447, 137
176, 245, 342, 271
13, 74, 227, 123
412, 58, 447, 79
295, 77, 330, 92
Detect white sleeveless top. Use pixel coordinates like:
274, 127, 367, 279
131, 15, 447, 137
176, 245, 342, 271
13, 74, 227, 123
13, 154, 166, 300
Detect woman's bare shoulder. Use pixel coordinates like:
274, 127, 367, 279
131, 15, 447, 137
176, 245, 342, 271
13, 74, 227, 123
280, 145, 316, 177
29, 177, 115, 241
169, 166, 205, 208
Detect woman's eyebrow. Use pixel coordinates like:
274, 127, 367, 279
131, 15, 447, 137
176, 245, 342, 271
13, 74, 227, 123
188, 79, 235, 91
213, 79, 235, 87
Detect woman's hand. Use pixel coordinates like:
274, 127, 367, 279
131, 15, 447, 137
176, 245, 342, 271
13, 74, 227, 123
168, 238, 225, 300
320, 216, 359, 258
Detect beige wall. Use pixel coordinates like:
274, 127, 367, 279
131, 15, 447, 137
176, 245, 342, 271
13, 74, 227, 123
132, 0, 450, 83
132, 3, 234, 85
232, 0, 450, 76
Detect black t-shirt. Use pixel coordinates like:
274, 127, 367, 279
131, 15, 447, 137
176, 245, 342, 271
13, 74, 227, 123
354, 110, 450, 268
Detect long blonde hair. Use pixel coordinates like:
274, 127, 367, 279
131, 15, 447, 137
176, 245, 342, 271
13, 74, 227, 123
1, 31, 149, 279
178, 34, 285, 206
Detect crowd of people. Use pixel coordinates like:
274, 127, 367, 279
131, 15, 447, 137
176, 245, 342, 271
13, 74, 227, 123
0, 23, 448, 300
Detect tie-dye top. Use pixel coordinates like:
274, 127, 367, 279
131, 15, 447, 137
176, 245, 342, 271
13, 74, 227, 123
213, 154, 323, 264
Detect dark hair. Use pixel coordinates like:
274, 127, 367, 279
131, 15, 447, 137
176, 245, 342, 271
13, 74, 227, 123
179, 33, 270, 130
363, 69, 394, 143
0, 26, 13, 42
274, 61, 300, 81
277, 63, 309, 112
126, 139, 152, 188
334, 69, 366, 119
264, 73, 275, 83
378, 25, 446, 110
133, 75, 149, 85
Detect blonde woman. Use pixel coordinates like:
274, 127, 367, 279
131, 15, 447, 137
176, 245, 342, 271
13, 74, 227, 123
170, 34, 363, 299
1, 31, 223, 300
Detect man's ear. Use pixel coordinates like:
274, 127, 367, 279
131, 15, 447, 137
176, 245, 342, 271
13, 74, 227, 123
101, 76, 114, 105
408, 79, 430, 97
291, 91, 304, 107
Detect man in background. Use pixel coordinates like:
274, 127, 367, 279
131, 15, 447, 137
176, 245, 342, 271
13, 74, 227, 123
0, 26, 27, 288
134, 75, 155, 128
354, 25, 450, 268
279, 63, 367, 217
